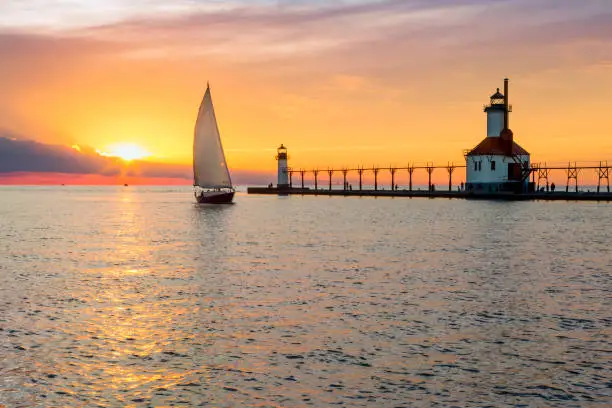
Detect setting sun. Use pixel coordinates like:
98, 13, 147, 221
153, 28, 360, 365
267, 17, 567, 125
101, 143, 151, 162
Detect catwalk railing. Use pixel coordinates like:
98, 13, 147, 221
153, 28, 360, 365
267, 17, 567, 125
531, 161, 611, 193
283, 161, 612, 193
286, 163, 464, 192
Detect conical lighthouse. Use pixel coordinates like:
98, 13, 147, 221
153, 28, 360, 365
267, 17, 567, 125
276, 144, 289, 188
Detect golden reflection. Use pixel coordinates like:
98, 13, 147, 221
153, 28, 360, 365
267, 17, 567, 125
57, 191, 217, 403
77, 280, 206, 399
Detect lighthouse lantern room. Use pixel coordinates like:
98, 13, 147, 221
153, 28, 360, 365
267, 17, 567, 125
485, 88, 506, 137
276, 144, 289, 188
465, 78, 531, 194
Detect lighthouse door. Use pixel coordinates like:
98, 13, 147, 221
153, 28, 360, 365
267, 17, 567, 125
508, 163, 520, 180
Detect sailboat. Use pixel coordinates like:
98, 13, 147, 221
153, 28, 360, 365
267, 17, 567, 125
193, 83, 235, 204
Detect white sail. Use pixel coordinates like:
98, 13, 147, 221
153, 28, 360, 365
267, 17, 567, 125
193, 85, 232, 189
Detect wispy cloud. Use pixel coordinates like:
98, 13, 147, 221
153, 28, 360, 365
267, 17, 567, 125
0, 0, 218, 29
70, 0, 487, 60
3, 1, 611, 70
50, 0, 611, 82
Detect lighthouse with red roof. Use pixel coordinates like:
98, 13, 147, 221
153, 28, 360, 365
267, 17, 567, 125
465, 79, 531, 193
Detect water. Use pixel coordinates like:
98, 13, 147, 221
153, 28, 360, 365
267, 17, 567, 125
1, 186, 611, 407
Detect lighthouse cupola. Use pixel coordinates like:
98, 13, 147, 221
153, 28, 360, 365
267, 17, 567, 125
275, 144, 289, 188
484, 88, 506, 137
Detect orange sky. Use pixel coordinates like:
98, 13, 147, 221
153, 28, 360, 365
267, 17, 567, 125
1, 0, 611, 179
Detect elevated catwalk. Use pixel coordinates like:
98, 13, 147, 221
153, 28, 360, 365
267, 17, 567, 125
247, 187, 612, 201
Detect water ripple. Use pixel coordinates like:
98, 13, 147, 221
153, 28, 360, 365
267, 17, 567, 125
0, 187, 611, 406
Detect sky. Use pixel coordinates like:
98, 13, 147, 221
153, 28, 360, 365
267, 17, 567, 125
1, 0, 611, 184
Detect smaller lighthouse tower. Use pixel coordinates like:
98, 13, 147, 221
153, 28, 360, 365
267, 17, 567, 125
276, 144, 289, 188
484, 87, 507, 137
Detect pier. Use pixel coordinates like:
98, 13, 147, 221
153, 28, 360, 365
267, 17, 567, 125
246, 187, 612, 201
286, 163, 465, 193
531, 162, 610, 193
248, 161, 612, 201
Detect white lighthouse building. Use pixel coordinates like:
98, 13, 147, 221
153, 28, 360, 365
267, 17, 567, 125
276, 144, 289, 188
465, 79, 531, 193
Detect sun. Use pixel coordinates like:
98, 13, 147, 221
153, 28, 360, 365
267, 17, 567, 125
101, 143, 151, 161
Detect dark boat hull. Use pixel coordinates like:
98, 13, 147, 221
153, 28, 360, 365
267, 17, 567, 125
195, 190, 235, 204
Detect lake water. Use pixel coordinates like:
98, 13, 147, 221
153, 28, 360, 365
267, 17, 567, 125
0, 186, 611, 407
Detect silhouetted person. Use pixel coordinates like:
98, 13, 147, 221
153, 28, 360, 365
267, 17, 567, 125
551, 182, 556, 192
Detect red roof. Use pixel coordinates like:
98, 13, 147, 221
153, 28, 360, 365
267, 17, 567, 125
467, 137, 529, 156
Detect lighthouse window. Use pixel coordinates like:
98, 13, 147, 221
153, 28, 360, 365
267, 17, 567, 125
474, 161, 478, 171
491, 160, 496, 171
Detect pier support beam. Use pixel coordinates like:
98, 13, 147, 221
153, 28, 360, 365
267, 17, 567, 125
313, 170, 319, 190
300, 170, 305, 189
373, 167, 379, 191
447, 163, 456, 192
537, 164, 550, 192
358, 167, 364, 191
408, 166, 414, 192
390, 167, 397, 190
426, 163, 434, 192
566, 163, 579, 193
342, 169, 348, 190
289, 170, 293, 188
328, 169, 334, 191
597, 161, 610, 194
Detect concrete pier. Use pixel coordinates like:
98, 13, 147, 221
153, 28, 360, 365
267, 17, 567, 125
247, 187, 612, 201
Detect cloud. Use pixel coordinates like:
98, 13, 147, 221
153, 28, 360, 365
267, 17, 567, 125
2, 1, 611, 81
1, 1, 611, 73
0, 133, 185, 177
20, 0, 603, 98
0, 133, 274, 184
68, 0, 485, 60
0, 1, 478, 29
0, 0, 213, 29
76, 1, 612, 55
